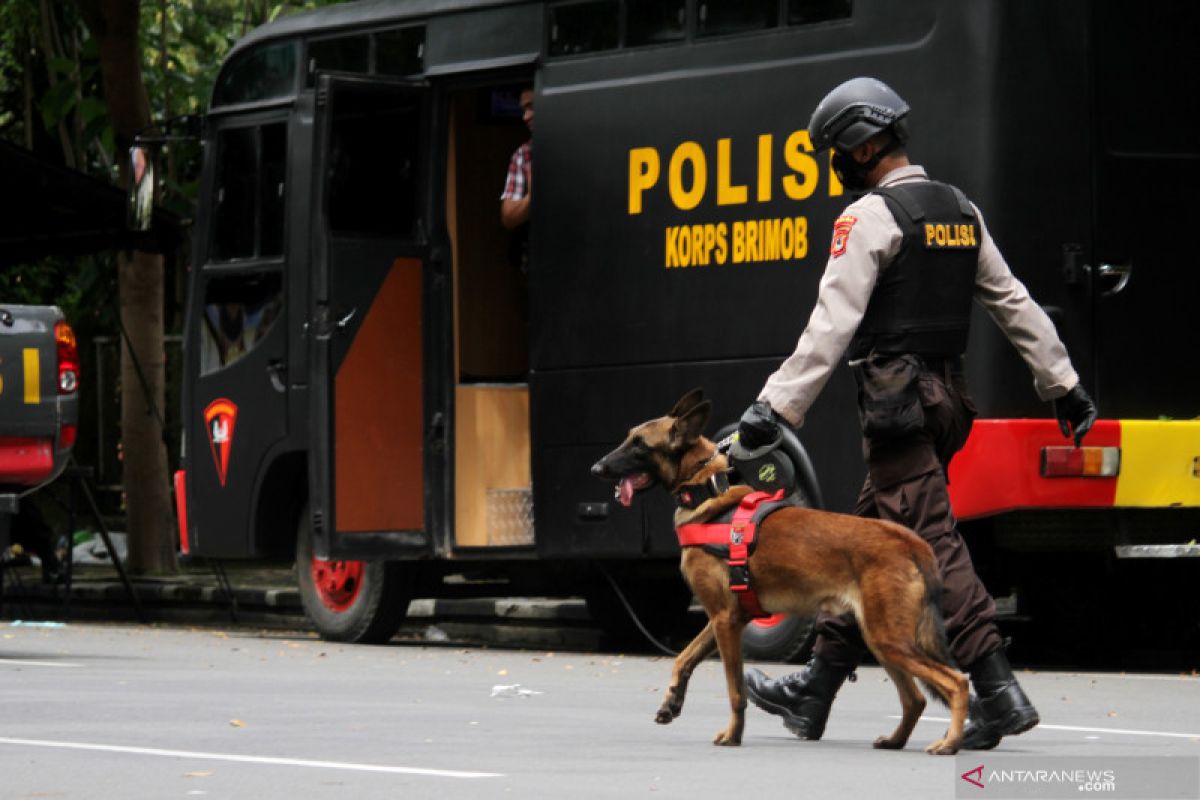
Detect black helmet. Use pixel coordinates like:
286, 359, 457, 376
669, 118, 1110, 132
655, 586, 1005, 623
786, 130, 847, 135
808, 77, 910, 153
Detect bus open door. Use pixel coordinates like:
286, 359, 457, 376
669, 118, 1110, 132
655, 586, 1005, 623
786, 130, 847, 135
300, 74, 437, 641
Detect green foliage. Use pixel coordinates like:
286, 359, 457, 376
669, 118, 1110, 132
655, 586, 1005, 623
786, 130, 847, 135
2, 0, 347, 198
0, 257, 116, 336
0, 0, 348, 306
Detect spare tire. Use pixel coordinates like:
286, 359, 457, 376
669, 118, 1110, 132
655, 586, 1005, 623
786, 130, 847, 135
717, 421, 822, 663
741, 612, 815, 662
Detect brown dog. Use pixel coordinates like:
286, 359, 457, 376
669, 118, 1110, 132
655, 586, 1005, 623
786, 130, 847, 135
591, 389, 968, 754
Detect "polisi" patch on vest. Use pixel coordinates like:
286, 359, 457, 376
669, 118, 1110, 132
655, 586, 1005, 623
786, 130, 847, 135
923, 222, 978, 249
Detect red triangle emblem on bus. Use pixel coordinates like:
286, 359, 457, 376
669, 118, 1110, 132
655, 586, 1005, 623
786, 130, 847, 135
203, 398, 238, 487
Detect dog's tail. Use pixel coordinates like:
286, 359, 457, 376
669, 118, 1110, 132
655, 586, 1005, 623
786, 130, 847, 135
913, 552, 957, 706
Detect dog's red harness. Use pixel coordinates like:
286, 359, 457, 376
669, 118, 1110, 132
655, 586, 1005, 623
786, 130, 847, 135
676, 489, 789, 620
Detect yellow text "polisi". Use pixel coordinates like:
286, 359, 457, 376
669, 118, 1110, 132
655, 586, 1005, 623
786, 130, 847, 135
629, 131, 843, 215
924, 223, 978, 249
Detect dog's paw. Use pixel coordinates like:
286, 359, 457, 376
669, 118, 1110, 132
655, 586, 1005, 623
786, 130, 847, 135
924, 739, 960, 756
872, 735, 905, 750
654, 708, 676, 725
712, 730, 742, 746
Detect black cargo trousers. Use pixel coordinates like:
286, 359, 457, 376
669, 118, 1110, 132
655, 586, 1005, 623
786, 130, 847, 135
813, 358, 1003, 670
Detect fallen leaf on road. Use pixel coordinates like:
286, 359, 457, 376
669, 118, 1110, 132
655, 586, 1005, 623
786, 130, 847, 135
230, 719, 246, 728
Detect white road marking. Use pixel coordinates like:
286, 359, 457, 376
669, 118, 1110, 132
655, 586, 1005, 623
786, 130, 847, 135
0, 737, 504, 779
1045, 671, 1200, 683
0, 658, 83, 668
907, 716, 1200, 740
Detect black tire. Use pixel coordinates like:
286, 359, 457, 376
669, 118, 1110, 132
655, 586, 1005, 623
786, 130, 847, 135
714, 418, 821, 663
741, 612, 816, 662
294, 508, 413, 644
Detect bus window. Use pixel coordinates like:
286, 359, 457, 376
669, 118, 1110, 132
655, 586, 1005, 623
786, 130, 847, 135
213, 128, 255, 260
548, 1, 619, 56
212, 41, 297, 107
626, 0, 686, 46
376, 27, 426, 76
307, 34, 370, 83
787, 0, 852, 26
212, 122, 287, 262
199, 272, 283, 374
325, 86, 421, 238
260, 124, 287, 256
697, 0, 778, 37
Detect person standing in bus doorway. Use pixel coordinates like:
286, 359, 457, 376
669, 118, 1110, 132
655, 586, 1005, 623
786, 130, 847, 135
500, 86, 534, 249
734, 77, 1097, 750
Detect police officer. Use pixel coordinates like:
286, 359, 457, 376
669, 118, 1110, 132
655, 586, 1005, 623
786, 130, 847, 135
737, 77, 1097, 750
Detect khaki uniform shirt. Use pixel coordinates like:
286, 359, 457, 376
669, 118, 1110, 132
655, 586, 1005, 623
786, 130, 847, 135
759, 164, 1079, 428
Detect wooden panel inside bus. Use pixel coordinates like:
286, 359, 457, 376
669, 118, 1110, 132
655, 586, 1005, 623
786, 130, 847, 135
454, 384, 532, 546
447, 86, 533, 547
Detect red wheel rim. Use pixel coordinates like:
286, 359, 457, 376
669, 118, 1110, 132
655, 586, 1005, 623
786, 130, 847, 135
750, 613, 786, 629
310, 556, 365, 612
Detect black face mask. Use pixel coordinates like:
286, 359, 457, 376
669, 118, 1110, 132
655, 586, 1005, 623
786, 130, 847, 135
831, 150, 870, 191
831, 137, 903, 191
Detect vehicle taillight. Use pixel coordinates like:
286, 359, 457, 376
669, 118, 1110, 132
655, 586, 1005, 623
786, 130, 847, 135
1041, 446, 1121, 478
55, 320, 79, 394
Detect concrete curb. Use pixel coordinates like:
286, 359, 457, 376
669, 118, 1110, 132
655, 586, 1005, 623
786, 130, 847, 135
0, 566, 615, 651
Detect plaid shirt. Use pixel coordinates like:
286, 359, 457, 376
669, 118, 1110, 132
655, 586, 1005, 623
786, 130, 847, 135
500, 140, 532, 201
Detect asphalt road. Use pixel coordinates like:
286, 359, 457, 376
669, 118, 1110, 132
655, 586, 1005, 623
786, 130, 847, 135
2, 622, 1198, 800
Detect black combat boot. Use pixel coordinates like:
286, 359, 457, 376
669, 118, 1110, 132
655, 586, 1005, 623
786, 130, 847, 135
960, 647, 1040, 750
744, 657, 854, 739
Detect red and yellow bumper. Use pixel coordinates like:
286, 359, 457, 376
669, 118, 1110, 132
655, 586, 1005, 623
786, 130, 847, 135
947, 419, 1200, 520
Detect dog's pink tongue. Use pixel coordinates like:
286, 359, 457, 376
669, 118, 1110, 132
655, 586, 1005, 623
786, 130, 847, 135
618, 478, 636, 507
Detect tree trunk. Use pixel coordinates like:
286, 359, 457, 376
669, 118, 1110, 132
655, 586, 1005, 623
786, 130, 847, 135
75, 0, 177, 574
119, 251, 176, 573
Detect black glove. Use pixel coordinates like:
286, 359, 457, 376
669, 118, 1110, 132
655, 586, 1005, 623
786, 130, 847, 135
737, 401, 783, 451
1053, 384, 1097, 447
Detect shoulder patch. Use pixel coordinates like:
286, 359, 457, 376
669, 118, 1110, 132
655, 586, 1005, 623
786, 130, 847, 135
830, 215, 857, 258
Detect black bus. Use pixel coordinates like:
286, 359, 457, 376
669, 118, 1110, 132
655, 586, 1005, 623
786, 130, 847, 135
168, 0, 1200, 660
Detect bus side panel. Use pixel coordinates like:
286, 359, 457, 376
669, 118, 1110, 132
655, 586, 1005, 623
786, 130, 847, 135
961, 0, 1094, 419
530, 0, 1035, 560
532, 0, 1101, 409
530, 359, 862, 560
1089, 1, 1200, 419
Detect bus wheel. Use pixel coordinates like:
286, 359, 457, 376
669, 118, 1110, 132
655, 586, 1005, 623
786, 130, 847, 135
295, 512, 412, 644
741, 613, 816, 663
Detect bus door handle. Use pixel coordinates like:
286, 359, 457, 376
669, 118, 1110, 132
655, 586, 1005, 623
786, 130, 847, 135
1095, 262, 1132, 296
1061, 245, 1132, 296
309, 305, 357, 338
266, 360, 287, 392
427, 411, 446, 454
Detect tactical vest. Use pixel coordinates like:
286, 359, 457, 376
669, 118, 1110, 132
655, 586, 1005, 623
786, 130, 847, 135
847, 181, 980, 360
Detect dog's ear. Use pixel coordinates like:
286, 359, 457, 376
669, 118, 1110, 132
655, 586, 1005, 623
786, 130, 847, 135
669, 387, 705, 418
672, 399, 711, 446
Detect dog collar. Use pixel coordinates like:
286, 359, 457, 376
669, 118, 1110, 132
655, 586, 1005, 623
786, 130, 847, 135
673, 471, 730, 510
